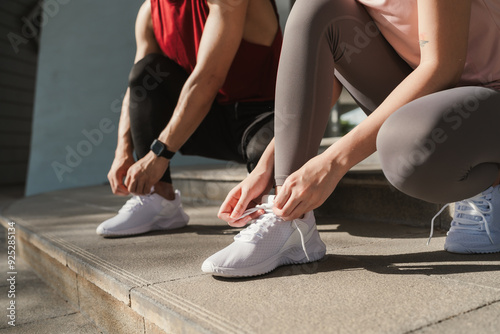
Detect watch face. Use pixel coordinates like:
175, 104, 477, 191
151, 140, 164, 156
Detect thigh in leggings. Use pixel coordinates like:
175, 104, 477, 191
274, 0, 412, 185
377, 86, 500, 204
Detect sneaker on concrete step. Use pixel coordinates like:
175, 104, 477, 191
201, 196, 326, 277
429, 185, 500, 254
96, 189, 189, 237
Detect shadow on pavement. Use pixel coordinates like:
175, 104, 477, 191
214, 251, 500, 282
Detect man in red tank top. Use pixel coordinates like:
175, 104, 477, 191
97, 0, 282, 237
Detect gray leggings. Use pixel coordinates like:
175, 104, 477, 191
275, 0, 500, 203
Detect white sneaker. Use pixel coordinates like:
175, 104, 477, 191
96, 189, 189, 237
429, 185, 500, 254
201, 196, 326, 277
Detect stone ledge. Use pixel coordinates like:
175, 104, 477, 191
1, 186, 498, 334
0, 210, 208, 334
171, 137, 451, 229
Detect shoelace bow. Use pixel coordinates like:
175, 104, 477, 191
121, 186, 157, 213
121, 195, 153, 212
428, 191, 494, 245
238, 204, 310, 261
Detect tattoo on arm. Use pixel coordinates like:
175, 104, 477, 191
419, 40, 429, 47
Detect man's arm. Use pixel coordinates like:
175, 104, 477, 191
117, 2, 162, 157
159, 0, 250, 151
108, 1, 162, 195
125, 0, 251, 194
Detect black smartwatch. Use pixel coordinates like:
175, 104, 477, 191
150, 139, 175, 160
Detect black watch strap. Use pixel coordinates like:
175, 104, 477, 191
150, 139, 176, 160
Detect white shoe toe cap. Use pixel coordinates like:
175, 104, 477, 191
96, 224, 105, 236
201, 260, 216, 273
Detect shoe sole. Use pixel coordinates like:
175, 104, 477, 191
444, 244, 500, 254
202, 228, 326, 277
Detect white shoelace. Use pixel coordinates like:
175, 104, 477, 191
238, 211, 276, 240
120, 194, 154, 213
119, 186, 156, 213
428, 191, 494, 245
238, 204, 310, 261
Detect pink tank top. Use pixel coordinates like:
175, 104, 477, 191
357, 0, 500, 91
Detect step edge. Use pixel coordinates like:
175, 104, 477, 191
0, 215, 218, 334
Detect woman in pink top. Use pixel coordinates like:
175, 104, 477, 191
202, 0, 500, 277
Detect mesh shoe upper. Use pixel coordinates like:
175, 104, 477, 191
96, 189, 188, 236
431, 185, 500, 253
202, 196, 325, 276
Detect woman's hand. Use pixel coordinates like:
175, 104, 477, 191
273, 153, 344, 221
124, 151, 169, 195
108, 153, 136, 196
218, 168, 274, 227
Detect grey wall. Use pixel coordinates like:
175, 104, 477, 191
276, 0, 294, 29
26, 0, 142, 195
0, 0, 39, 187
26, 0, 294, 196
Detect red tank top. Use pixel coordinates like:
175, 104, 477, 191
150, 0, 282, 104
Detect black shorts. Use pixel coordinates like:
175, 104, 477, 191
128, 53, 274, 183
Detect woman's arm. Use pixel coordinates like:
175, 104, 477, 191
274, 0, 472, 220
324, 0, 472, 173
218, 139, 276, 227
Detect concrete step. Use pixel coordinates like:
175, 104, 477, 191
0, 137, 453, 333
2, 186, 499, 334
172, 137, 451, 230
0, 230, 102, 333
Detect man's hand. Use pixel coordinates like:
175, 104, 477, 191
124, 151, 169, 195
108, 154, 135, 196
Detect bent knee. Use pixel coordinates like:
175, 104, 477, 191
128, 53, 168, 87
377, 111, 449, 201
377, 114, 497, 203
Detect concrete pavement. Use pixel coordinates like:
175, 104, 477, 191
0, 186, 102, 334
1, 184, 499, 333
